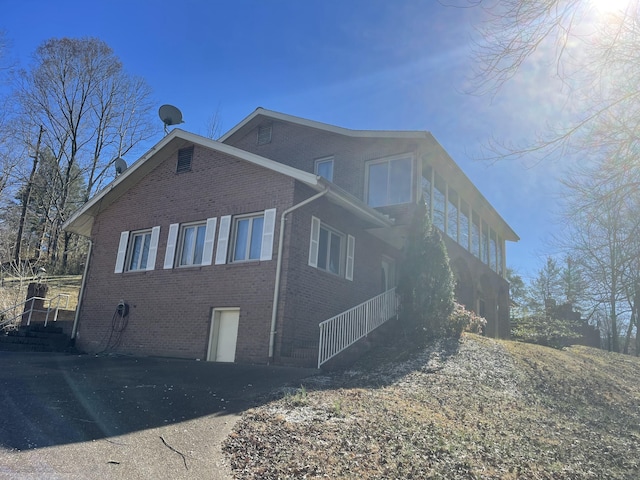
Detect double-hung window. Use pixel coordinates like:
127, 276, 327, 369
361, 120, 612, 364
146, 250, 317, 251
178, 222, 207, 267
366, 155, 413, 207
114, 226, 160, 273
318, 225, 343, 275
128, 230, 152, 271
214, 209, 276, 264
308, 216, 355, 280
232, 214, 265, 262
163, 218, 217, 269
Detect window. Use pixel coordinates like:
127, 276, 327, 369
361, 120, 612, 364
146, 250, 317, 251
318, 225, 343, 275
308, 216, 354, 280
460, 200, 470, 251
448, 188, 459, 242
178, 222, 207, 267
163, 218, 217, 269
422, 165, 432, 208
128, 231, 152, 271
114, 226, 160, 274
215, 209, 276, 264
177, 146, 193, 173
433, 173, 446, 232
366, 155, 413, 207
257, 125, 272, 145
232, 214, 264, 262
315, 157, 334, 182
472, 211, 480, 259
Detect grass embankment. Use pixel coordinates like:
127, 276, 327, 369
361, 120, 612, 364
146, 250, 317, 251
224, 334, 640, 479
1, 275, 81, 312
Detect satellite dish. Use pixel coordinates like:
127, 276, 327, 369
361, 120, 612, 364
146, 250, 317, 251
114, 157, 128, 176
159, 104, 184, 134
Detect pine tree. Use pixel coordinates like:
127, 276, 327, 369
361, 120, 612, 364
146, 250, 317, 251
397, 201, 455, 342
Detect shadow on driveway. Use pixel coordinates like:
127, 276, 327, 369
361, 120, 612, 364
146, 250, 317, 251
0, 351, 316, 451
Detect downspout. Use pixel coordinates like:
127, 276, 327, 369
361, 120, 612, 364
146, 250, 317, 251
269, 186, 330, 361
71, 239, 92, 340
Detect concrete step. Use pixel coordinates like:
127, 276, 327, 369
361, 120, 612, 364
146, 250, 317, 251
0, 325, 73, 352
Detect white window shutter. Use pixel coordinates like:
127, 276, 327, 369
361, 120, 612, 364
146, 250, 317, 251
346, 234, 355, 281
308, 216, 320, 268
164, 223, 179, 269
114, 231, 130, 274
202, 217, 217, 266
215, 215, 232, 265
146, 226, 161, 271
260, 208, 276, 261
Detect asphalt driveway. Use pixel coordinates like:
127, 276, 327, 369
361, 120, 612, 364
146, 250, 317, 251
0, 351, 316, 479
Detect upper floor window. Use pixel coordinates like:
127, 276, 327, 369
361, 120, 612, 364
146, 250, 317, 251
366, 155, 413, 207
315, 157, 334, 182
178, 222, 207, 267
128, 230, 153, 271
232, 214, 265, 262
114, 226, 160, 274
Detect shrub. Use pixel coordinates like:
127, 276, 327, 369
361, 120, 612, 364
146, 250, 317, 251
445, 302, 487, 338
511, 314, 583, 349
397, 202, 455, 343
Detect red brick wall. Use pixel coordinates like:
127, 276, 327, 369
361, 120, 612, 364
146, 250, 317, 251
275, 183, 401, 364
78, 144, 295, 364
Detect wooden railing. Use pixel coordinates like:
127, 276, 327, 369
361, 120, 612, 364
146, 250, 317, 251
318, 287, 398, 368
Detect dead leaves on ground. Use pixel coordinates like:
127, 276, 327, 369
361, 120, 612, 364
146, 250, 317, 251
224, 335, 640, 479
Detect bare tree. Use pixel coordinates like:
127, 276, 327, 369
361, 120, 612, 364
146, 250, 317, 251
12, 37, 156, 272
469, 0, 640, 161
559, 157, 640, 352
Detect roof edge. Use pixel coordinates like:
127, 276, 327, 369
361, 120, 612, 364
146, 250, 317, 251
219, 107, 431, 142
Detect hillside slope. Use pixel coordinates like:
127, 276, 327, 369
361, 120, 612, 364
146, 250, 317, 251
224, 334, 640, 479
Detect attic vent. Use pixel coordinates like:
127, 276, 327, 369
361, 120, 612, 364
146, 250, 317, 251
176, 146, 194, 173
257, 125, 272, 145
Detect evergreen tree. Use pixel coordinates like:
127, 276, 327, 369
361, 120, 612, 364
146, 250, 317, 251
397, 201, 455, 342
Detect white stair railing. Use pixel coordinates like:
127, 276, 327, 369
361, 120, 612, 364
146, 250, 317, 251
0, 294, 70, 330
318, 287, 398, 368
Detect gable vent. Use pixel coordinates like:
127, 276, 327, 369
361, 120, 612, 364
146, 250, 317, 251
257, 125, 272, 145
176, 146, 194, 173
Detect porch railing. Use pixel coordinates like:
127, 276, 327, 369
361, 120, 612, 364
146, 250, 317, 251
318, 287, 398, 368
0, 294, 71, 331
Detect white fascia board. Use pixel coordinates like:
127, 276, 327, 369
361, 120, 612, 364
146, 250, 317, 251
219, 107, 430, 142
310, 178, 393, 228
63, 129, 320, 237
175, 130, 319, 185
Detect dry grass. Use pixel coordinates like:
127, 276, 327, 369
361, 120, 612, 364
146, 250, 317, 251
224, 334, 640, 479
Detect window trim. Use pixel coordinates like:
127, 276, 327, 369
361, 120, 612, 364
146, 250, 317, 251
115, 226, 160, 274
126, 229, 153, 272
365, 153, 414, 207
177, 221, 208, 268
308, 216, 353, 280
314, 156, 334, 182
231, 213, 265, 263
219, 209, 276, 265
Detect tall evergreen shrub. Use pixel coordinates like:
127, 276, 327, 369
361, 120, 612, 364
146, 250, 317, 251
397, 201, 455, 343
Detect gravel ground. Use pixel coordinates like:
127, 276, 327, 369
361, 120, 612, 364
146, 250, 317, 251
224, 334, 640, 479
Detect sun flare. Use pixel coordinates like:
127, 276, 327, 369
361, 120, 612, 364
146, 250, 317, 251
590, 0, 630, 14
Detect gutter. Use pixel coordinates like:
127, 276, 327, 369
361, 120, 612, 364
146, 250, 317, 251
71, 239, 92, 339
269, 187, 330, 361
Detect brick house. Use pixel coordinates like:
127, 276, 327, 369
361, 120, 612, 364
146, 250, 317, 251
63, 108, 518, 367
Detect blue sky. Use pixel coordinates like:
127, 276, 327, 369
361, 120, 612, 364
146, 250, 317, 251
1, 0, 572, 279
